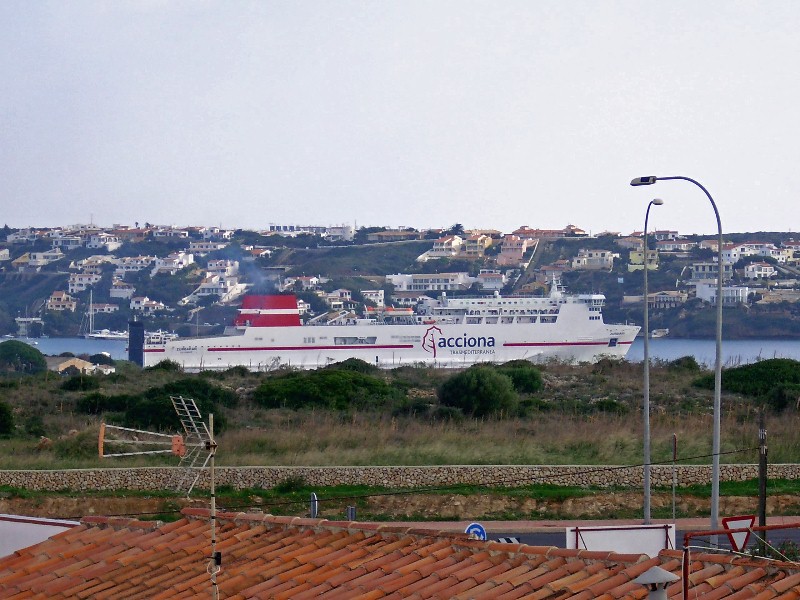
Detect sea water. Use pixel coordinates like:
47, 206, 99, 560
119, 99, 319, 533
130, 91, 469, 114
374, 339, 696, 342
12, 336, 800, 367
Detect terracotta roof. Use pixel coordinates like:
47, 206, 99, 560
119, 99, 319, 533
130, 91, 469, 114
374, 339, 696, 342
1, 509, 799, 598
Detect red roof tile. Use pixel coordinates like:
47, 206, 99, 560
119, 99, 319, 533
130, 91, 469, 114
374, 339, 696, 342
2, 510, 800, 598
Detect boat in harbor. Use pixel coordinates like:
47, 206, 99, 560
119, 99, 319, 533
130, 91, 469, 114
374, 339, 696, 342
133, 282, 639, 371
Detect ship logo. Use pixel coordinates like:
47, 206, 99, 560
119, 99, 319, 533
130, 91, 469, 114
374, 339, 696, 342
422, 325, 443, 358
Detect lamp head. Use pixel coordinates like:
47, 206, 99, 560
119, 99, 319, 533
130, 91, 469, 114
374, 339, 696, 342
631, 176, 657, 186
652, 198, 664, 206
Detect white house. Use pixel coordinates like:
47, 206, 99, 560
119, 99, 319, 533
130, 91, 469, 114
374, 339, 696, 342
696, 283, 750, 305
151, 252, 194, 277
46, 291, 77, 312
130, 296, 166, 314
86, 233, 122, 252
114, 256, 155, 276
421, 235, 463, 261
361, 289, 385, 307
571, 249, 615, 270
68, 272, 103, 294
386, 272, 474, 292
690, 260, 733, 282
476, 270, 506, 290
744, 262, 777, 280
206, 260, 239, 277
110, 280, 136, 300
188, 241, 228, 255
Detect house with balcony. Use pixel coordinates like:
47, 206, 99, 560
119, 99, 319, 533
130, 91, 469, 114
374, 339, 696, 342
113, 255, 155, 276
571, 249, 616, 270
86, 233, 122, 252
152, 227, 190, 240
201, 227, 234, 241
150, 252, 194, 277
652, 230, 680, 241
89, 303, 119, 314
68, 272, 103, 294
386, 272, 474, 292
6, 229, 41, 244
419, 235, 463, 261
361, 289, 385, 307
110, 280, 136, 300
390, 291, 431, 307
282, 275, 320, 291
51, 236, 84, 251
475, 269, 506, 290
46, 291, 77, 312
365, 229, 422, 242
696, 282, 750, 306
496, 235, 531, 267
656, 239, 697, 252
130, 296, 166, 314
744, 262, 777, 280
188, 240, 228, 255
325, 225, 355, 242
690, 260, 733, 282
628, 249, 659, 272
207, 260, 239, 277
459, 234, 492, 259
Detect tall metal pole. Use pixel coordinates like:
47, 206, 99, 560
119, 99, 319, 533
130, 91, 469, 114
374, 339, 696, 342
642, 198, 663, 524
631, 175, 723, 533
208, 414, 219, 600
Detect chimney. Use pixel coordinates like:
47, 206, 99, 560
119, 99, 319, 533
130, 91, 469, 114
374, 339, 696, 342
633, 566, 679, 600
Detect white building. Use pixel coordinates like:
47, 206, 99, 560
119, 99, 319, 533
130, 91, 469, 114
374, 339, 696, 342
188, 241, 228, 255
68, 272, 103, 294
130, 296, 166, 314
326, 225, 355, 242
696, 283, 750, 306
110, 280, 136, 300
206, 260, 239, 277
571, 249, 616, 270
86, 233, 122, 252
151, 252, 194, 277
114, 255, 155, 276
475, 270, 506, 290
386, 272, 474, 292
744, 262, 777, 279
361, 289, 385, 307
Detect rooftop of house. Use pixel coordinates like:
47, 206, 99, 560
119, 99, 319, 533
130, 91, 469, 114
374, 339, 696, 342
2, 508, 799, 599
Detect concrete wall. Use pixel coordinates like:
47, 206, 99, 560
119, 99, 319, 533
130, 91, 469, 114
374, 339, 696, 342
0, 464, 795, 492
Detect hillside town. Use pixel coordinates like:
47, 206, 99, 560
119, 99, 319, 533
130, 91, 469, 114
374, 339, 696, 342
2, 221, 800, 340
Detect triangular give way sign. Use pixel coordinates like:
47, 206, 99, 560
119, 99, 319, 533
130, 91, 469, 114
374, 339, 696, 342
722, 515, 756, 551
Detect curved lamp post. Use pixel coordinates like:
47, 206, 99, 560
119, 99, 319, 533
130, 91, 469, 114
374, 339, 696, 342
631, 175, 723, 533
642, 198, 663, 524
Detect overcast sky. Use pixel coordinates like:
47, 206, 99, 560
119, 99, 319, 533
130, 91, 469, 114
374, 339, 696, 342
2, 1, 799, 236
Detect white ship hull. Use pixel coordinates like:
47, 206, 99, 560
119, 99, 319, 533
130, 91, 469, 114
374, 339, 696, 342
142, 299, 639, 371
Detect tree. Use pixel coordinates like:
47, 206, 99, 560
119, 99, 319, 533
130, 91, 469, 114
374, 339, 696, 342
438, 366, 518, 417
0, 340, 47, 373
446, 223, 465, 236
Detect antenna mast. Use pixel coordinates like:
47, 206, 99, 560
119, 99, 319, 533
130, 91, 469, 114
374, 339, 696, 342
98, 396, 220, 598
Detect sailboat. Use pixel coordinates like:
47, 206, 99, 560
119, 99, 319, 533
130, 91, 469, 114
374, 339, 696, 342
83, 289, 128, 341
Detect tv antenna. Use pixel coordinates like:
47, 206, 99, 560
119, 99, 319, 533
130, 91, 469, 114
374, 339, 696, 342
98, 396, 221, 599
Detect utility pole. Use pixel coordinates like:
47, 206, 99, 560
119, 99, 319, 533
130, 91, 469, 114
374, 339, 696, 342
758, 411, 768, 553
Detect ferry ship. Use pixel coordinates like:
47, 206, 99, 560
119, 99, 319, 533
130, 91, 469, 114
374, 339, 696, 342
133, 283, 639, 371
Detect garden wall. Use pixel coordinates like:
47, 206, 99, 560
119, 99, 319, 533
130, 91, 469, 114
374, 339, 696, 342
0, 464, 796, 492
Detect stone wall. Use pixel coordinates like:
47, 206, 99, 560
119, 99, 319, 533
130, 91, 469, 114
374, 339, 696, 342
0, 464, 798, 492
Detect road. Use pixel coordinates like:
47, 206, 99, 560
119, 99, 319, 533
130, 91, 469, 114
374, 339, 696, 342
384, 516, 800, 555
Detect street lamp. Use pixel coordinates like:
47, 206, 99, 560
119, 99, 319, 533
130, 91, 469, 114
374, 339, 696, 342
642, 197, 664, 524
631, 175, 723, 533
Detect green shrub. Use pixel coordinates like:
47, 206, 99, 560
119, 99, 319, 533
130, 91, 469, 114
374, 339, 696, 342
325, 358, 381, 375
144, 360, 183, 372
151, 378, 238, 408
497, 360, 544, 394
0, 400, 14, 436
252, 369, 399, 411
694, 358, 800, 398
23, 414, 46, 437
438, 366, 518, 417
53, 430, 97, 459
89, 353, 115, 366
60, 375, 101, 391
274, 475, 308, 493
668, 355, 702, 372
77, 392, 137, 415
